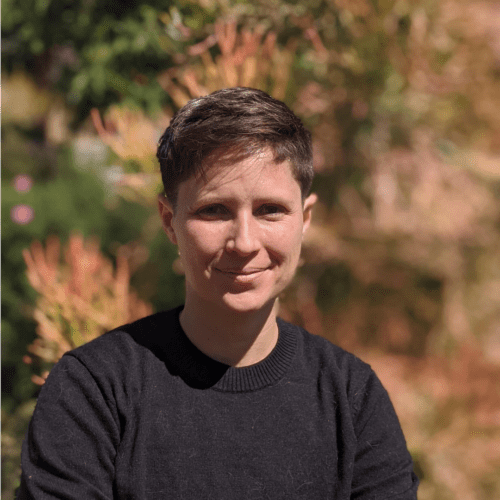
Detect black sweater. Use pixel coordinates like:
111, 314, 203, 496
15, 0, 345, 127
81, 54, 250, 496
19, 307, 418, 499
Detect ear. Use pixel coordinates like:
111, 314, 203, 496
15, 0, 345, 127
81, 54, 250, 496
158, 194, 178, 245
302, 193, 317, 236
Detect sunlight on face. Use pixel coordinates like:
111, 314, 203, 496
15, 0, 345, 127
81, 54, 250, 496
159, 149, 315, 313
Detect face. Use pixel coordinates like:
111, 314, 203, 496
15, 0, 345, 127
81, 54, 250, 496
158, 149, 316, 314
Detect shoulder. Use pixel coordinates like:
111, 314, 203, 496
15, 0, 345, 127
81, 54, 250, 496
68, 308, 180, 361
51, 307, 182, 392
277, 318, 384, 413
278, 317, 372, 378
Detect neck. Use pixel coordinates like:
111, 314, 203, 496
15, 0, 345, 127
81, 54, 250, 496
179, 296, 279, 367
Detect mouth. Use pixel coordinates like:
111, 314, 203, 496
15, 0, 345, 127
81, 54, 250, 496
218, 268, 266, 275
214, 267, 268, 282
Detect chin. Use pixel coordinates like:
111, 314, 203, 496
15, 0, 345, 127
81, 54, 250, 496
218, 291, 277, 315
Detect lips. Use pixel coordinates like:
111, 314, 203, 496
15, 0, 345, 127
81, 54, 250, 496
217, 268, 266, 275
214, 267, 269, 283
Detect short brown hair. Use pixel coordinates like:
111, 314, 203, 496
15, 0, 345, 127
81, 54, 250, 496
157, 87, 313, 207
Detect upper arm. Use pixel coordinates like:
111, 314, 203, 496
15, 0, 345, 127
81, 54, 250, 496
18, 355, 120, 500
350, 370, 419, 500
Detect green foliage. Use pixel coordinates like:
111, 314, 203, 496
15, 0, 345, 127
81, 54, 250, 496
4, 1, 500, 497
316, 263, 353, 311
1, 400, 37, 499
2, 0, 218, 120
2, 147, 110, 408
1, 140, 183, 411
136, 230, 185, 313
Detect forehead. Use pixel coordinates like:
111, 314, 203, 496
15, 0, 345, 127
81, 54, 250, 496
178, 149, 301, 202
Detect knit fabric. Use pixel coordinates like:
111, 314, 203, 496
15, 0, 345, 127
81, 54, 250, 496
19, 306, 418, 499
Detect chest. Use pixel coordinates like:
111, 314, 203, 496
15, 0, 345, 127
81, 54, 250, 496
113, 379, 355, 499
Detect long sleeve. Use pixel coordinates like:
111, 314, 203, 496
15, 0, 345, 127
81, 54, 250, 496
350, 369, 419, 499
18, 354, 120, 500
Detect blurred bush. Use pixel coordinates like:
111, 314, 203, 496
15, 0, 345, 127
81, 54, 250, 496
2, 0, 500, 499
23, 234, 154, 384
1, 0, 216, 119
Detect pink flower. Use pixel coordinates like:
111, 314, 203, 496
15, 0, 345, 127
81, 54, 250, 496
13, 174, 33, 193
11, 204, 34, 225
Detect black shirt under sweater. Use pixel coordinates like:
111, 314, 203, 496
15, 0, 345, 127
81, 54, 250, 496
19, 306, 419, 499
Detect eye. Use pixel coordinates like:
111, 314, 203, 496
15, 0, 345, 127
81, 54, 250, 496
256, 204, 287, 219
196, 204, 230, 219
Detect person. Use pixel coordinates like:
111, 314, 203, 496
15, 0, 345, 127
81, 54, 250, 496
18, 87, 419, 499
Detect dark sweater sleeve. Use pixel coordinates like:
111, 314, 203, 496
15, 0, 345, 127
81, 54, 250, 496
350, 367, 419, 499
17, 354, 120, 500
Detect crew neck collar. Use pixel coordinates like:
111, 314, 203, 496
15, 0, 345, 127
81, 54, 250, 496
161, 306, 297, 392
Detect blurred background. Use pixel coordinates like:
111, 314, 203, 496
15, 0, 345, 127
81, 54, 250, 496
2, 0, 500, 498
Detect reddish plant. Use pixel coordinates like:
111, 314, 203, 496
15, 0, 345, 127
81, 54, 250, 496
23, 234, 153, 384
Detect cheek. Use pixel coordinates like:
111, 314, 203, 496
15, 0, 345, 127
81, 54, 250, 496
179, 222, 226, 260
264, 223, 303, 261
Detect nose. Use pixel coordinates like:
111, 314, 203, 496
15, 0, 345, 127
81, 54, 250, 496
226, 212, 260, 255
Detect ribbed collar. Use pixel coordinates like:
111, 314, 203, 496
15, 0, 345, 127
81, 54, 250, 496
156, 306, 298, 393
